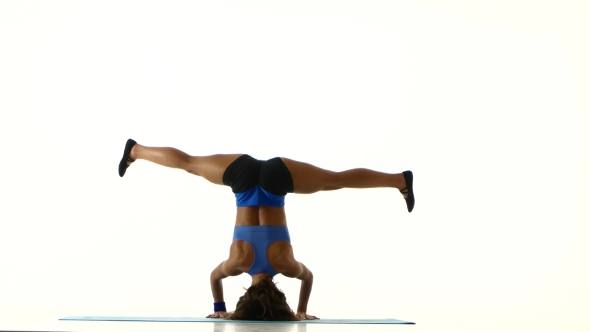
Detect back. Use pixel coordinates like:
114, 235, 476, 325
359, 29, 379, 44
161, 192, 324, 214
234, 206, 288, 226
232, 226, 291, 276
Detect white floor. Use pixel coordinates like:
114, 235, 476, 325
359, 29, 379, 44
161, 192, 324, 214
1, 309, 588, 332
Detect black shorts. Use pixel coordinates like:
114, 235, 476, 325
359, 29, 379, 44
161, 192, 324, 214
222, 154, 294, 196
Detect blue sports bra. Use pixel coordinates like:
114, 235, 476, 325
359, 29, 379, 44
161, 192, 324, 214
232, 226, 291, 276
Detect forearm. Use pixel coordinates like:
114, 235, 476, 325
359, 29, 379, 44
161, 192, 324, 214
206, 264, 230, 319
210, 263, 227, 304
210, 275, 225, 303
297, 270, 313, 313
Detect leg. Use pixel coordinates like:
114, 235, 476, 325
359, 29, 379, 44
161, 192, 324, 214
280, 158, 407, 196
125, 141, 242, 185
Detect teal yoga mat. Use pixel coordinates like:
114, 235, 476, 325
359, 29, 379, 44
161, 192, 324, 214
60, 316, 414, 324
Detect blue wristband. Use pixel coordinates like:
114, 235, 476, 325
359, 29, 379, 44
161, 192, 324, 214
214, 302, 226, 312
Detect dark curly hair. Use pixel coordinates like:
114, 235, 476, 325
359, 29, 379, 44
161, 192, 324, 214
227, 278, 300, 321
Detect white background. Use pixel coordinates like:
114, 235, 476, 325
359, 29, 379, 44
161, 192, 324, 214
1, 1, 589, 331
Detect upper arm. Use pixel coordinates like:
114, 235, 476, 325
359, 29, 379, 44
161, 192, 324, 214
223, 258, 244, 277
281, 260, 303, 279
281, 259, 313, 282
273, 245, 311, 280
211, 259, 243, 280
211, 244, 247, 280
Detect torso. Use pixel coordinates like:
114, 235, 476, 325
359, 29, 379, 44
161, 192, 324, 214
229, 206, 294, 275
234, 206, 287, 227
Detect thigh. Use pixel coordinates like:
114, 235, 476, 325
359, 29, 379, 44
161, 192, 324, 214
188, 154, 244, 185
280, 158, 337, 194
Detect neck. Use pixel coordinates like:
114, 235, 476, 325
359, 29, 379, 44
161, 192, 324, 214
251, 272, 272, 285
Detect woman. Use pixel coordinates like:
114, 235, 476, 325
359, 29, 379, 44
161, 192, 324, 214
118, 139, 415, 320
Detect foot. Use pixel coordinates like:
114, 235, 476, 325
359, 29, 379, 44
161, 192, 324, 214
399, 171, 414, 213
118, 139, 137, 177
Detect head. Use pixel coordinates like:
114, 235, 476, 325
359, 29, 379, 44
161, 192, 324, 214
228, 278, 299, 321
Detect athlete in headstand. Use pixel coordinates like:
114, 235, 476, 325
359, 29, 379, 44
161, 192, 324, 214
118, 139, 415, 321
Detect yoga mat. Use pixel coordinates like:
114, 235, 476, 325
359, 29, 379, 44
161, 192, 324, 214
60, 316, 414, 324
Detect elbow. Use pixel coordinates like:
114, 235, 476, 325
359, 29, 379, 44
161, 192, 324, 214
211, 268, 221, 282
304, 269, 313, 282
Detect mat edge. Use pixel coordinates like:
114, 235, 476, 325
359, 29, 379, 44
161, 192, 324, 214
59, 316, 415, 324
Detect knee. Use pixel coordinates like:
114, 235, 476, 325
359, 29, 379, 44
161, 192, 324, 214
324, 171, 341, 187
184, 157, 201, 175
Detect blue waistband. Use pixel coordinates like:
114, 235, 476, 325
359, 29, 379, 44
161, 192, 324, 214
235, 185, 285, 207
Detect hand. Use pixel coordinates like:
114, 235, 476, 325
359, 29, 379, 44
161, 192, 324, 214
207, 311, 229, 319
296, 311, 319, 320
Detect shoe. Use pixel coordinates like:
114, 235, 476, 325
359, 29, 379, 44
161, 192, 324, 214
118, 139, 137, 177
400, 171, 414, 213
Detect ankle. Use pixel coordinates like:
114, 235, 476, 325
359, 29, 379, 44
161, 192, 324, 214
130, 144, 140, 160
393, 173, 405, 189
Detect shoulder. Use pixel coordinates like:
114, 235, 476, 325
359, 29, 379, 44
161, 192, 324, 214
267, 242, 299, 277
227, 240, 254, 273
